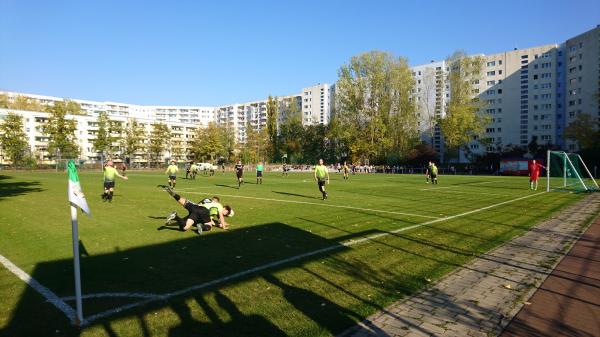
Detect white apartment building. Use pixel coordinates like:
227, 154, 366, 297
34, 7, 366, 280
215, 101, 266, 144
412, 61, 449, 155
564, 26, 600, 152
1, 86, 323, 153
409, 25, 599, 161
476, 44, 562, 153
215, 94, 304, 144
0, 91, 215, 126
0, 108, 199, 165
301, 83, 333, 125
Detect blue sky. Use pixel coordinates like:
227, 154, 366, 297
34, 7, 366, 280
1, 0, 599, 106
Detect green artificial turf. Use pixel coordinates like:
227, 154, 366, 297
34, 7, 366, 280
0, 170, 584, 337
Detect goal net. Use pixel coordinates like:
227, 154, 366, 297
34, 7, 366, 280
547, 151, 599, 192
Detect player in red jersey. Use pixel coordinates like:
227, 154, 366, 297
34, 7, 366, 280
528, 159, 546, 190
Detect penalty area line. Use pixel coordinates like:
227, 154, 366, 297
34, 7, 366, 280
420, 180, 500, 191
0, 254, 77, 323
81, 191, 545, 326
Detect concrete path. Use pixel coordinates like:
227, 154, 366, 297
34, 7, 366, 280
339, 193, 600, 337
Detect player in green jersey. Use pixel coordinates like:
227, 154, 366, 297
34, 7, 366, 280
314, 159, 330, 200
165, 160, 179, 188
426, 161, 439, 184
199, 196, 234, 230
162, 191, 234, 234
342, 161, 350, 180
189, 163, 198, 180
102, 160, 128, 202
256, 162, 264, 184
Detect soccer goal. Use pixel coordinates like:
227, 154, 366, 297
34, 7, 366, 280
546, 151, 599, 192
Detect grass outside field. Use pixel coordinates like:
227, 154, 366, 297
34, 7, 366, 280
0, 170, 584, 337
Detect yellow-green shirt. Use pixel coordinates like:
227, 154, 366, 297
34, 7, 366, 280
202, 202, 223, 220
165, 165, 178, 175
104, 166, 117, 182
315, 165, 328, 180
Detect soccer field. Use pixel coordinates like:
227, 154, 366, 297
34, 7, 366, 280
0, 170, 584, 337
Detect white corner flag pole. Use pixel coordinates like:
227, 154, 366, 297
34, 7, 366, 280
67, 160, 91, 326
70, 204, 83, 325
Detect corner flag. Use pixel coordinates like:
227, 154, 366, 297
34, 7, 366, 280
68, 160, 90, 215
66, 160, 89, 325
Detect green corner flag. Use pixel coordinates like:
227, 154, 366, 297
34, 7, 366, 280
68, 160, 90, 215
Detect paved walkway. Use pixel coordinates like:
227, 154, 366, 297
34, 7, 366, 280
340, 193, 600, 337
500, 213, 600, 337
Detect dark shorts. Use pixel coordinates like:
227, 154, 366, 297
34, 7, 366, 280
257, 171, 263, 177
183, 201, 211, 224
237, 172, 243, 178
430, 173, 437, 179
317, 179, 326, 188
169, 175, 177, 180
104, 181, 115, 189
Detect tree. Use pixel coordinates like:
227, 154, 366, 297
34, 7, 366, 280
266, 95, 279, 161
0, 113, 29, 167
12, 95, 44, 112
92, 112, 113, 160
404, 143, 439, 166
148, 123, 171, 166
171, 138, 185, 161
44, 103, 80, 159
527, 136, 539, 156
109, 120, 124, 155
190, 122, 225, 162
418, 68, 439, 145
121, 119, 146, 165
280, 96, 301, 123
241, 122, 269, 163
334, 51, 419, 164
220, 123, 237, 162
564, 113, 600, 150
278, 108, 304, 163
0, 94, 9, 109
438, 51, 489, 161
63, 99, 83, 115
302, 124, 329, 163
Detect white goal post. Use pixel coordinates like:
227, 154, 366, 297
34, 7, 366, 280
546, 150, 599, 192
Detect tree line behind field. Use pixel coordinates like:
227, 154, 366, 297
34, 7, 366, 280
1, 50, 598, 169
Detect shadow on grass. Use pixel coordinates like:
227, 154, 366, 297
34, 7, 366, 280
214, 184, 240, 189
0, 175, 43, 201
1, 222, 383, 337
272, 191, 320, 200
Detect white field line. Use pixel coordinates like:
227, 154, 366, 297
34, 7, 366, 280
59, 292, 163, 301
0, 254, 77, 323
181, 191, 441, 219
176, 187, 217, 190
79, 191, 545, 326
420, 181, 499, 191
420, 189, 514, 197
